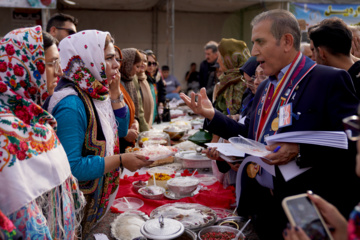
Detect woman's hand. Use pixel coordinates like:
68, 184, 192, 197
122, 153, 151, 172
180, 88, 215, 120
109, 71, 121, 98
283, 192, 348, 240
308, 192, 348, 240
283, 225, 311, 240
124, 129, 138, 142
131, 120, 139, 132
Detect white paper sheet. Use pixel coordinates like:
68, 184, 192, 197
265, 131, 348, 149
205, 143, 245, 157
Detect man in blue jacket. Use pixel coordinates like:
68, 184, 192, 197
181, 9, 360, 239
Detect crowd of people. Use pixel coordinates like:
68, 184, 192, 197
1, 8, 360, 240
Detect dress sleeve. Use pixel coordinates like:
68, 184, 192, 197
52, 95, 105, 181
114, 104, 130, 138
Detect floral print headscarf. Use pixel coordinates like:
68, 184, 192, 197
215, 38, 251, 115
0, 26, 71, 216
58, 30, 109, 100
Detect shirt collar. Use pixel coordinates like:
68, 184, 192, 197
268, 63, 291, 88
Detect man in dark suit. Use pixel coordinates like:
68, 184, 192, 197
180, 9, 360, 239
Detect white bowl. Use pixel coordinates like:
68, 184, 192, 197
112, 197, 144, 212
167, 177, 199, 197
138, 186, 165, 200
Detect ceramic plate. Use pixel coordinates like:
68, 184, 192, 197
150, 202, 217, 231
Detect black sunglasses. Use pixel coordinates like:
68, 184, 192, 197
148, 61, 157, 66
56, 27, 76, 35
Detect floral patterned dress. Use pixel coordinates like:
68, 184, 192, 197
0, 26, 85, 239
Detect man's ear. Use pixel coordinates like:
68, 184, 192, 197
283, 33, 294, 53
317, 46, 327, 61
48, 26, 57, 37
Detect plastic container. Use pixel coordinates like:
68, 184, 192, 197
229, 136, 271, 157
138, 130, 170, 148
163, 126, 186, 140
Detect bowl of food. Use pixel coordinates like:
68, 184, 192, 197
148, 173, 174, 189
132, 180, 147, 193
138, 186, 165, 200
198, 226, 245, 240
163, 126, 186, 141
138, 131, 170, 148
167, 177, 200, 198
112, 197, 144, 212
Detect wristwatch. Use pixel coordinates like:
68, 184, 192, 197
110, 92, 124, 103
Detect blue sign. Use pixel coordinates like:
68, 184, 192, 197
292, 3, 360, 28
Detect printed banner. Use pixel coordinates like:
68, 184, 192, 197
292, 3, 360, 30
0, 0, 56, 9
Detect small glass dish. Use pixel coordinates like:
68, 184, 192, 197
132, 180, 147, 193
112, 197, 144, 212
194, 174, 217, 186
229, 136, 271, 157
138, 186, 165, 200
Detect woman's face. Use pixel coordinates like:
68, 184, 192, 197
130, 62, 141, 76
104, 42, 120, 82
115, 49, 122, 69
217, 52, 227, 72
244, 72, 255, 94
146, 55, 157, 76
45, 44, 63, 95
254, 65, 267, 93
139, 53, 147, 74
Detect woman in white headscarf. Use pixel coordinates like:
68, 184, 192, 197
0, 26, 85, 239
46, 30, 151, 236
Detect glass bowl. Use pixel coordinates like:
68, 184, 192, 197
138, 186, 165, 200
138, 130, 170, 148
167, 177, 199, 198
112, 197, 144, 212
198, 225, 245, 240
132, 180, 147, 193
194, 174, 218, 186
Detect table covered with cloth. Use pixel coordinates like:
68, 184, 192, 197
111, 173, 236, 215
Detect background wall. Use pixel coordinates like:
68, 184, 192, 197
0, 2, 283, 90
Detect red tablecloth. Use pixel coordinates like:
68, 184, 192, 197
111, 173, 236, 216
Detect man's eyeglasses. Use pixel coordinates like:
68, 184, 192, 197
343, 115, 360, 141
148, 61, 157, 67
45, 58, 62, 73
56, 27, 76, 35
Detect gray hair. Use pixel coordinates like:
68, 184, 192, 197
251, 9, 301, 51
204, 40, 218, 53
